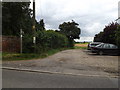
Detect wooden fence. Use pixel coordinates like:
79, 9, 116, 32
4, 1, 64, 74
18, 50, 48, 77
0, 35, 20, 53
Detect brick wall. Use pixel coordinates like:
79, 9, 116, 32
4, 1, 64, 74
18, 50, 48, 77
1, 36, 20, 53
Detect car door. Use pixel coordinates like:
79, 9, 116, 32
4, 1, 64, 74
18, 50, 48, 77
102, 44, 110, 54
109, 44, 118, 55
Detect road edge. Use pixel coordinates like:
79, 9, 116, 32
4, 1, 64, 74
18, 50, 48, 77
2, 67, 118, 78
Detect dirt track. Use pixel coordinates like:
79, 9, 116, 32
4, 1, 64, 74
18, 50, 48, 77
3, 49, 119, 77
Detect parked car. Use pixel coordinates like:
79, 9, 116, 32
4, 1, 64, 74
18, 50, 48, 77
87, 42, 102, 50
91, 43, 119, 55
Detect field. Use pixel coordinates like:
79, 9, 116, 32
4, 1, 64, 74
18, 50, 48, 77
74, 43, 89, 49
75, 43, 88, 47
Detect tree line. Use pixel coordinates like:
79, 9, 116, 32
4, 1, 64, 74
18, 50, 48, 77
94, 22, 120, 48
2, 2, 81, 53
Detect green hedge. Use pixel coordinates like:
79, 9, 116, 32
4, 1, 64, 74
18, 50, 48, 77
22, 34, 34, 53
22, 30, 68, 53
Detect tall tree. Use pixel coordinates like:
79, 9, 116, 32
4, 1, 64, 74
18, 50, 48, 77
2, 2, 32, 36
94, 22, 118, 44
59, 20, 81, 47
94, 32, 104, 42
39, 19, 45, 30
102, 22, 118, 44
36, 19, 45, 31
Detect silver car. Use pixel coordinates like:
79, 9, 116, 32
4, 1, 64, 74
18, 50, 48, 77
87, 42, 102, 50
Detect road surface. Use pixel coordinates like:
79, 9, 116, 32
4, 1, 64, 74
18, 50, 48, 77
2, 69, 118, 88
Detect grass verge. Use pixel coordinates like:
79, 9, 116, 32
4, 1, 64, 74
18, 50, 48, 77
2, 48, 69, 61
2, 43, 88, 61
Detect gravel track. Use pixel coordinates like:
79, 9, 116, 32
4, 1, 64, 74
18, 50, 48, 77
2, 49, 119, 77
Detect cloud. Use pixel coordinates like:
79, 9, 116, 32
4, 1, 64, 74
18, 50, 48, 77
32, 0, 119, 37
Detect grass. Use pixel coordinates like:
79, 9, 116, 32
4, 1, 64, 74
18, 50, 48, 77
2, 53, 40, 61
74, 46, 87, 49
2, 48, 69, 61
2, 43, 88, 61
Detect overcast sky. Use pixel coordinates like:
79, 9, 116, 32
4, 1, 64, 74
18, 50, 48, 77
31, 0, 119, 37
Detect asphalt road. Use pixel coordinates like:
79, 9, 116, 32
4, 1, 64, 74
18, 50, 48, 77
2, 69, 118, 88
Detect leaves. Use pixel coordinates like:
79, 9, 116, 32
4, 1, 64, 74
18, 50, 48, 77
2, 2, 32, 36
116, 25, 120, 48
94, 22, 118, 45
36, 19, 45, 31
59, 20, 81, 39
59, 20, 81, 47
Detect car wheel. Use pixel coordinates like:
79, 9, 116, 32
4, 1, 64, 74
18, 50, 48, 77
99, 51, 103, 55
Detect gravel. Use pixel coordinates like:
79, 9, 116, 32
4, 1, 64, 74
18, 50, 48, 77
2, 49, 119, 77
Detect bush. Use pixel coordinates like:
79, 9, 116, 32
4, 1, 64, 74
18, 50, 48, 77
35, 30, 68, 53
22, 30, 68, 54
22, 34, 34, 53
45, 30, 68, 49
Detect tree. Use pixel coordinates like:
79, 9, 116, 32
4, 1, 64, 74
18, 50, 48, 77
39, 19, 45, 30
59, 20, 81, 47
102, 22, 118, 44
94, 22, 118, 44
2, 2, 32, 36
94, 32, 104, 42
36, 19, 45, 31
116, 25, 120, 48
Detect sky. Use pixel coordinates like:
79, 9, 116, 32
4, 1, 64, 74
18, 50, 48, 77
30, 0, 119, 38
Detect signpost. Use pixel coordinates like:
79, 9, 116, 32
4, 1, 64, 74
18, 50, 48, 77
20, 29, 23, 54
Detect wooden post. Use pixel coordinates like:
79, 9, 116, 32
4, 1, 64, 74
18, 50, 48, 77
33, 0, 36, 53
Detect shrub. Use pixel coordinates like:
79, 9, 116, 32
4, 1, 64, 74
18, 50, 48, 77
45, 30, 68, 49
22, 34, 34, 53
22, 30, 68, 54
36, 30, 68, 53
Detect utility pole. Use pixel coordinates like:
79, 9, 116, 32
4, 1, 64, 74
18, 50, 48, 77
33, 0, 36, 53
